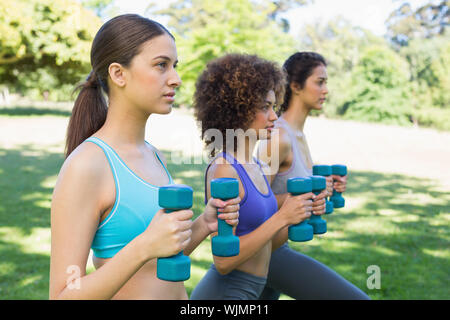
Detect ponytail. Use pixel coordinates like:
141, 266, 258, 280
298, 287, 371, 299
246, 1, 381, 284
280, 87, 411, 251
65, 71, 107, 158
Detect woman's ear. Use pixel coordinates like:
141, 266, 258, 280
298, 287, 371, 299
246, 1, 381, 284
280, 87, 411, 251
290, 82, 302, 95
108, 63, 126, 88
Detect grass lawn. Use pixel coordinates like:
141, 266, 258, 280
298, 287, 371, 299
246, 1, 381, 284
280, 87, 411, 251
0, 143, 448, 300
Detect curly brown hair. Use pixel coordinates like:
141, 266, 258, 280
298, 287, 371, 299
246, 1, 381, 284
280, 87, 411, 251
194, 53, 285, 156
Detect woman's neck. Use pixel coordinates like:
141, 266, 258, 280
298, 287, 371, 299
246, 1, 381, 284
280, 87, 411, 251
97, 98, 149, 147
282, 97, 310, 133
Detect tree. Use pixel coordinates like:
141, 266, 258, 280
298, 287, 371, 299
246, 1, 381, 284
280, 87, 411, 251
150, 0, 311, 34
80, 0, 114, 17
399, 34, 450, 129
298, 17, 385, 117
0, 0, 101, 100
341, 45, 413, 126
386, 0, 449, 46
149, 0, 296, 107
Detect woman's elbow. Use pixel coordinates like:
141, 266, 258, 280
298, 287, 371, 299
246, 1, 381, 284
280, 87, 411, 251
213, 258, 234, 275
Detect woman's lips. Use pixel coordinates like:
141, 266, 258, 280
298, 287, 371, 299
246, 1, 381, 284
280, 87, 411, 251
163, 92, 175, 102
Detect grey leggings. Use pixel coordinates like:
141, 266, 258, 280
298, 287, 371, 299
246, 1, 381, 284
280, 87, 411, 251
191, 264, 267, 300
259, 243, 370, 300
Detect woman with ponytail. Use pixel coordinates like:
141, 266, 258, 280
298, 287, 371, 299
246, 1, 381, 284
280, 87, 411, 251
256, 52, 370, 300
49, 14, 239, 300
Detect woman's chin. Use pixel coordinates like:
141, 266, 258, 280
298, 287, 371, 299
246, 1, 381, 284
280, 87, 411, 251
313, 104, 323, 111
156, 104, 173, 115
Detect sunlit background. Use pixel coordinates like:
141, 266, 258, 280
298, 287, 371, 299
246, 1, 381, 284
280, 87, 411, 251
0, 0, 448, 300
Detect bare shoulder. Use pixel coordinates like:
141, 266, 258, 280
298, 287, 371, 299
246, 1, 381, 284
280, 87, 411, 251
53, 141, 112, 208
277, 126, 292, 155
51, 141, 114, 231
207, 155, 240, 181
205, 155, 242, 199
58, 141, 110, 183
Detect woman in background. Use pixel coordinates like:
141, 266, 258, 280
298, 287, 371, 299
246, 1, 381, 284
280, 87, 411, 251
257, 51, 369, 300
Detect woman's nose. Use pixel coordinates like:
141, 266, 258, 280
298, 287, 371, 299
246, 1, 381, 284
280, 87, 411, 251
169, 70, 182, 88
269, 107, 278, 121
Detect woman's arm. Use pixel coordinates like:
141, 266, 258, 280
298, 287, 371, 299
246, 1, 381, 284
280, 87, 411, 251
270, 190, 327, 251
50, 149, 148, 299
50, 146, 192, 299
256, 127, 292, 185
154, 147, 240, 257
206, 161, 313, 275
183, 197, 240, 256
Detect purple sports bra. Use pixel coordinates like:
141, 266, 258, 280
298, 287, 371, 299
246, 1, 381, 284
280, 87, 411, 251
205, 152, 278, 236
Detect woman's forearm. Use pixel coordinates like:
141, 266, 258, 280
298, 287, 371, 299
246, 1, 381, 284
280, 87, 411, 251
272, 226, 289, 251
213, 211, 287, 274
183, 214, 211, 256
275, 193, 288, 210
52, 236, 148, 300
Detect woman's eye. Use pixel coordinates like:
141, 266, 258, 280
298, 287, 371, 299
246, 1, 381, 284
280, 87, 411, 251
157, 62, 167, 69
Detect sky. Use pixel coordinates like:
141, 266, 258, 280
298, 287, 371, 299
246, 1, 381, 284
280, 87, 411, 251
113, 0, 431, 37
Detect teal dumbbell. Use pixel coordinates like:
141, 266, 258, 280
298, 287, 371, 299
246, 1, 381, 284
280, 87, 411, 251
157, 184, 193, 282
330, 164, 347, 208
312, 165, 334, 214
309, 175, 327, 234
287, 177, 314, 242
211, 178, 240, 257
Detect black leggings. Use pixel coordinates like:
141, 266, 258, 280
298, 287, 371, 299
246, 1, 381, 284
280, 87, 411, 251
259, 243, 370, 300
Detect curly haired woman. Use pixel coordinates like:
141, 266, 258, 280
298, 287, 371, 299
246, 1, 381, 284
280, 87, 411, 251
189, 53, 323, 300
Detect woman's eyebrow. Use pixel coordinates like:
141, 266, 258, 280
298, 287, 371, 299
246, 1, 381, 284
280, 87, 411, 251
152, 55, 178, 64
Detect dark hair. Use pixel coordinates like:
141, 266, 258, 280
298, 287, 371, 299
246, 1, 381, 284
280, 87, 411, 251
278, 52, 327, 115
193, 53, 285, 157
65, 14, 174, 157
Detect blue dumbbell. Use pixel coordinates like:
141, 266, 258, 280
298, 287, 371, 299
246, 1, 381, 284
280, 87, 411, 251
211, 178, 240, 257
330, 164, 347, 208
287, 177, 314, 242
309, 175, 327, 234
312, 165, 334, 214
157, 184, 193, 282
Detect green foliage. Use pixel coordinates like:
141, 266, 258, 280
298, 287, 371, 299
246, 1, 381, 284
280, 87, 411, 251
399, 34, 450, 130
152, 0, 296, 106
386, 0, 449, 47
80, 0, 114, 17
298, 17, 385, 117
0, 0, 101, 101
299, 13, 449, 130
341, 46, 412, 125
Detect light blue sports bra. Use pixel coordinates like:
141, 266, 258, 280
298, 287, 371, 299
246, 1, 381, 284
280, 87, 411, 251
85, 137, 173, 259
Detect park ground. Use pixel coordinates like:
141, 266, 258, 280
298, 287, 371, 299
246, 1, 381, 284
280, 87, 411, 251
0, 105, 449, 299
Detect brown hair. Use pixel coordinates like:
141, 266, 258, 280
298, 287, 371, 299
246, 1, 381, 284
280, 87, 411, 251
193, 53, 285, 157
65, 14, 173, 157
278, 52, 327, 115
